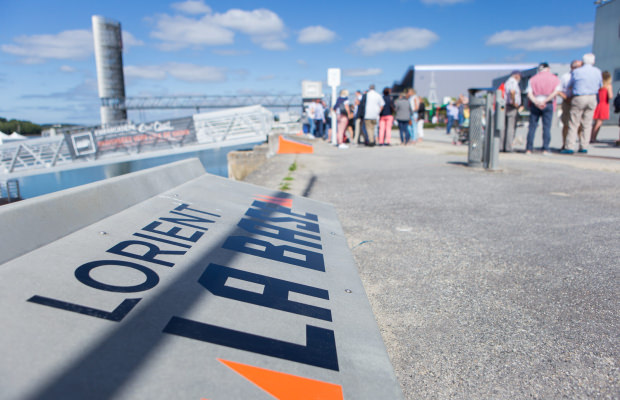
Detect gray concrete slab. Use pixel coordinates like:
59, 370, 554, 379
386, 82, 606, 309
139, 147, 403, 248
0, 158, 206, 264
0, 168, 402, 399
244, 130, 620, 399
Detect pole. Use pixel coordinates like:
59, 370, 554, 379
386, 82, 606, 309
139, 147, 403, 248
331, 86, 337, 145
327, 68, 341, 146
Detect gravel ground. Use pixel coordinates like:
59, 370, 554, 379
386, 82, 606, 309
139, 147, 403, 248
244, 132, 620, 399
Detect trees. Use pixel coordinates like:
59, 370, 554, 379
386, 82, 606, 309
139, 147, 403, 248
0, 117, 42, 135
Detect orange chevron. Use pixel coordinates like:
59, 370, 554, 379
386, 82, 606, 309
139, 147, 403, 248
277, 135, 313, 154
218, 359, 343, 400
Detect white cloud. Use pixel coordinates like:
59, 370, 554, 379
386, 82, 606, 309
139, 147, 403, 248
167, 63, 226, 82
151, 14, 234, 50
344, 68, 383, 77
60, 65, 76, 73
212, 9, 287, 50
125, 63, 226, 83
151, 7, 287, 51
486, 23, 593, 51
2, 29, 143, 63
125, 65, 167, 80
171, 0, 211, 15
298, 26, 336, 44
354, 27, 439, 55
212, 9, 284, 36
121, 31, 144, 48
1, 30, 93, 63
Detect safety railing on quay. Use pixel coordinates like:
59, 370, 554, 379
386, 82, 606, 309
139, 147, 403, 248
0, 179, 21, 204
0, 105, 273, 175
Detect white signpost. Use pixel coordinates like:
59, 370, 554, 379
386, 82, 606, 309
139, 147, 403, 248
327, 68, 341, 146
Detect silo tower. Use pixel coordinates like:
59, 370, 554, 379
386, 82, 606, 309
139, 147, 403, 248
92, 15, 127, 126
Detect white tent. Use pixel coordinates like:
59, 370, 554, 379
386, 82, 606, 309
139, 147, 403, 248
9, 132, 27, 140
0, 131, 10, 145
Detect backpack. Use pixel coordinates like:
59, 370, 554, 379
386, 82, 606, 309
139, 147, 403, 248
333, 97, 348, 115
356, 94, 367, 119
614, 89, 620, 113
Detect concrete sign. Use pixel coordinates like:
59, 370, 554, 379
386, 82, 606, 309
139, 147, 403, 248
0, 161, 402, 399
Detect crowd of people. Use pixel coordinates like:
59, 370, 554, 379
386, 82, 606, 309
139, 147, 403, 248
300, 52, 619, 153
301, 84, 427, 148
502, 52, 618, 155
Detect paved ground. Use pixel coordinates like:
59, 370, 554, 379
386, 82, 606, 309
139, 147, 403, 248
244, 124, 620, 399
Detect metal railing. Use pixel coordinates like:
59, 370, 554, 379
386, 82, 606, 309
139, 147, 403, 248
0, 137, 73, 173
0, 179, 21, 203
193, 105, 273, 143
103, 94, 303, 111
0, 105, 273, 175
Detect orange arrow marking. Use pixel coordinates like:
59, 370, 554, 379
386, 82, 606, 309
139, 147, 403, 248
218, 359, 343, 400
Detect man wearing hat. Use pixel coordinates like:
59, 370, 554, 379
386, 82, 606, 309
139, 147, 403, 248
502, 70, 522, 152
525, 62, 561, 155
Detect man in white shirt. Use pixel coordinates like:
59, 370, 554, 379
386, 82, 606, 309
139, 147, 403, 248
502, 70, 522, 152
363, 84, 384, 146
313, 99, 325, 139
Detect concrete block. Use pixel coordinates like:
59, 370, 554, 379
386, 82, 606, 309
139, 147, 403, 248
0, 158, 205, 264
0, 169, 402, 400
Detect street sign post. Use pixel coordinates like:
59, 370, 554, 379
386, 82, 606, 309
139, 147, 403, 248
327, 68, 341, 146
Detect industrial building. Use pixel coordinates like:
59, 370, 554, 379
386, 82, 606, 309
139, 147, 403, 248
593, 0, 620, 124
392, 64, 536, 105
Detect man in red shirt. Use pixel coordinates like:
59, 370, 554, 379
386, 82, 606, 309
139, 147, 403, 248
525, 62, 561, 155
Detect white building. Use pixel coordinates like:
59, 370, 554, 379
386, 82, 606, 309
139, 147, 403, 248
593, 0, 620, 124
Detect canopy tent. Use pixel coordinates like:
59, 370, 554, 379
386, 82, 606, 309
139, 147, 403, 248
9, 132, 27, 140
0, 131, 10, 145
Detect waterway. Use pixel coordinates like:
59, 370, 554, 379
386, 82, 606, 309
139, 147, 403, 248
11, 141, 260, 200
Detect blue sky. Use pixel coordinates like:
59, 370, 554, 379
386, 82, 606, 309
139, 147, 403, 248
0, 0, 599, 125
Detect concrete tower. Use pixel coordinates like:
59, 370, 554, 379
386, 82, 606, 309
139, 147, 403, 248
92, 15, 127, 126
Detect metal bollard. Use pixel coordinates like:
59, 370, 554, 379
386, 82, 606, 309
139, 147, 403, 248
467, 88, 489, 167
483, 90, 504, 170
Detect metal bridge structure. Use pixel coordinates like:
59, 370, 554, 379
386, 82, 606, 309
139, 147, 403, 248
0, 105, 274, 176
103, 94, 305, 113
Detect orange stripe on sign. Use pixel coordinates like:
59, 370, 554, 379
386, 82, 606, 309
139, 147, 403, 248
218, 359, 343, 400
254, 195, 293, 208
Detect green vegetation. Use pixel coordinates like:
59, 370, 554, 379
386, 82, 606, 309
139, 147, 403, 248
0, 117, 42, 136
279, 160, 298, 192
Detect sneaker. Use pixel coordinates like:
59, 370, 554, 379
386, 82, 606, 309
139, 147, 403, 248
560, 149, 575, 154
578, 149, 588, 154
525, 150, 532, 155
542, 150, 550, 156
338, 143, 349, 149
